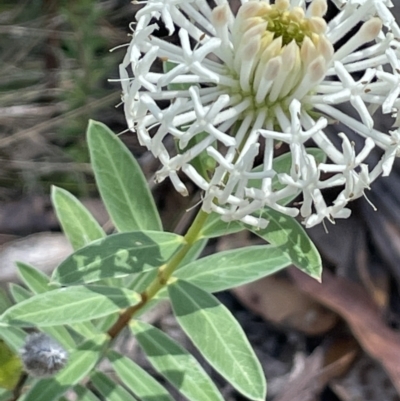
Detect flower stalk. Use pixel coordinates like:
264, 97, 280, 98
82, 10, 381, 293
108, 208, 209, 339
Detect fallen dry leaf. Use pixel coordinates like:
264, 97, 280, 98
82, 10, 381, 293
233, 275, 338, 335
289, 267, 400, 394
273, 345, 357, 401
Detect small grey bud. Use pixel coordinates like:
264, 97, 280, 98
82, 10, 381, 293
19, 333, 68, 377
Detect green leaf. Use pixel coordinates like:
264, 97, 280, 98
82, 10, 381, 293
0, 286, 140, 327
51, 186, 105, 250
15, 264, 77, 348
16, 263, 76, 347
129, 270, 158, 293
74, 384, 101, 401
17, 262, 58, 294
9, 283, 31, 303
24, 334, 108, 401
52, 231, 183, 285
178, 237, 208, 268
0, 389, 12, 401
0, 340, 23, 390
253, 209, 322, 280
131, 321, 224, 401
175, 245, 291, 292
69, 322, 100, 339
200, 213, 243, 239
91, 371, 138, 401
0, 327, 26, 353
87, 120, 162, 232
42, 326, 76, 351
168, 280, 266, 401
109, 350, 174, 401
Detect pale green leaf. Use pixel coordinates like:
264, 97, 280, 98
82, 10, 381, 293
168, 280, 266, 401
129, 270, 158, 293
0, 326, 26, 353
109, 350, 174, 401
74, 384, 101, 401
131, 321, 224, 401
9, 284, 31, 303
91, 371, 138, 401
87, 120, 162, 232
253, 209, 322, 279
0, 286, 140, 327
52, 231, 183, 285
175, 245, 291, 292
42, 326, 76, 351
69, 322, 100, 339
23, 334, 108, 401
0, 389, 12, 401
17, 262, 57, 294
51, 186, 105, 250
130, 236, 207, 296
178, 237, 208, 268
93, 313, 118, 333
15, 266, 76, 348
200, 213, 243, 239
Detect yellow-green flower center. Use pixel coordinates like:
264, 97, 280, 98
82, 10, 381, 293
262, 7, 317, 46
226, 0, 332, 109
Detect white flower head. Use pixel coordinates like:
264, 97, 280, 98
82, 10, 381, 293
120, 0, 400, 228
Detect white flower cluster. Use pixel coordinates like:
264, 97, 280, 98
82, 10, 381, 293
120, 0, 400, 228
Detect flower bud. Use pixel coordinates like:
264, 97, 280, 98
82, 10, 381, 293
20, 333, 68, 377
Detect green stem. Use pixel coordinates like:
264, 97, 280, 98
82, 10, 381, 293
107, 208, 209, 339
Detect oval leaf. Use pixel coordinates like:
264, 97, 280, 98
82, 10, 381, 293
176, 245, 291, 292
51, 186, 105, 250
109, 350, 174, 401
253, 209, 322, 280
168, 280, 266, 401
17, 262, 57, 294
91, 371, 138, 401
9, 284, 31, 303
16, 263, 77, 348
0, 286, 140, 327
52, 231, 183, 285
130, 321, 224, 401
87, 120, 162, 232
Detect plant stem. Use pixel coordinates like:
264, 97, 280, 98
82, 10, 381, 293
107, 208, 209, 339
